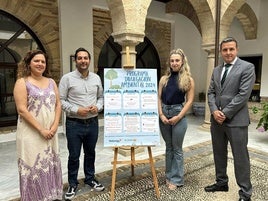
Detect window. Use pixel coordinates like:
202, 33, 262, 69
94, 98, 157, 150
0, 10, 44, 127
240, 55, 262, 102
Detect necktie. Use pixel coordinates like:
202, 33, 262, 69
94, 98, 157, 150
221, 63, 231, 86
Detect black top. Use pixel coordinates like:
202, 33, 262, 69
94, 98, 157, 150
161, 71, 185, 105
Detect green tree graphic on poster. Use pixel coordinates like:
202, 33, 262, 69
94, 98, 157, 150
105, 69, 121, 89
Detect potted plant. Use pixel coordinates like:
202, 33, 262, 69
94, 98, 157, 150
192, 92, 206, 116
198, 91, 206, 102
252, 102, 268, 131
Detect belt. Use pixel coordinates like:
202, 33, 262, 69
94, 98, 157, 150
66, 116, 97, 124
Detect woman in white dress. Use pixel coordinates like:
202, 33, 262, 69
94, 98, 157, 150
13, 50, 63, 201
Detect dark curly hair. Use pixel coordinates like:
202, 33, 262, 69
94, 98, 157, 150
16, 49, 51, 79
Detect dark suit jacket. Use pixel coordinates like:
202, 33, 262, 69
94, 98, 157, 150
207, 57, 256, 127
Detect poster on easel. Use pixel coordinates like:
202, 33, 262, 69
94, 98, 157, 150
103, 68, 161, 147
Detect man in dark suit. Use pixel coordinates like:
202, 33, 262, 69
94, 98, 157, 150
205, 37, 255, 201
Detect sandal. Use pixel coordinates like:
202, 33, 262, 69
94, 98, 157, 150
166, 179, 170, 186
168, 183, 177, 190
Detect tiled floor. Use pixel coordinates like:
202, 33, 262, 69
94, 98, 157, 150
0, 115, 268, 201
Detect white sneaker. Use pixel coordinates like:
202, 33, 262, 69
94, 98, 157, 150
65, 186, 77, 200
88, 179, 105, 192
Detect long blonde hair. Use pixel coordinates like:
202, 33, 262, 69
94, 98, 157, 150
162, 48, 192, 92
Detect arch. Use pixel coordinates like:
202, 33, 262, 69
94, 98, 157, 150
0, 10, 47, 127
97, 35, 162, 85
220, 1, 258, 40
93, 8, 171, 77
0, 47, 21, 63
94, 22, 113, 72
166, 0, 215, 45
0, 10, 45, 55
145, 18, 171, 74
0, 0, 60, 81
166, 0, 201, 35
98, 35, 161, 70
236, 3, 258, 40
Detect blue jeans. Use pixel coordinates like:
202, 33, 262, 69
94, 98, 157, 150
159, 104, 187, 186
65, 116, 99, 187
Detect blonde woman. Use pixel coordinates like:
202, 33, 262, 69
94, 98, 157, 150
158, 48, 194, 190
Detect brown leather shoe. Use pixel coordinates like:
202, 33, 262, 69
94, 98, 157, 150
204, 184, 229, 192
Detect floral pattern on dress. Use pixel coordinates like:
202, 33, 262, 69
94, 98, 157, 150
16, 78, 63, 201
26, 80, 56, 117
18, 147, 62, 201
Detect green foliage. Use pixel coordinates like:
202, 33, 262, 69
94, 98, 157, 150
252, 102, 268, 131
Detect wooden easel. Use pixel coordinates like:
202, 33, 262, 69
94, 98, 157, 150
110, 146, 160, 201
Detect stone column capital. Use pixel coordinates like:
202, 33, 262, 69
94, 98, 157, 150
112, 32, 145, 46
201, 43, 215, 54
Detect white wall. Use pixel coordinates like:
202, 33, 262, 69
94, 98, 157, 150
59, 0, 96, 75
257, 0, 268, 97
172, 14, 207, 98
148, 2, 207, 99
229, 0, 268, 97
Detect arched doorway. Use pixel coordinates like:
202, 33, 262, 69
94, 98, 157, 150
0, 10, 44, 127
97, 36, 161, 85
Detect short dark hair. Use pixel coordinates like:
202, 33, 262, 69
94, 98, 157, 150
74, 47, 91, 60
220, 37, 238, 49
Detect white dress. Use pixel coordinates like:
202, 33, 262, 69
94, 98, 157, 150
16, 79, 62, 201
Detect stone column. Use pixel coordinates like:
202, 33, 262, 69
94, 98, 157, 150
107, 0, 152, 68
120, 42, 139, 68
201, 44, 216, 130
106, 0, 152, 155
